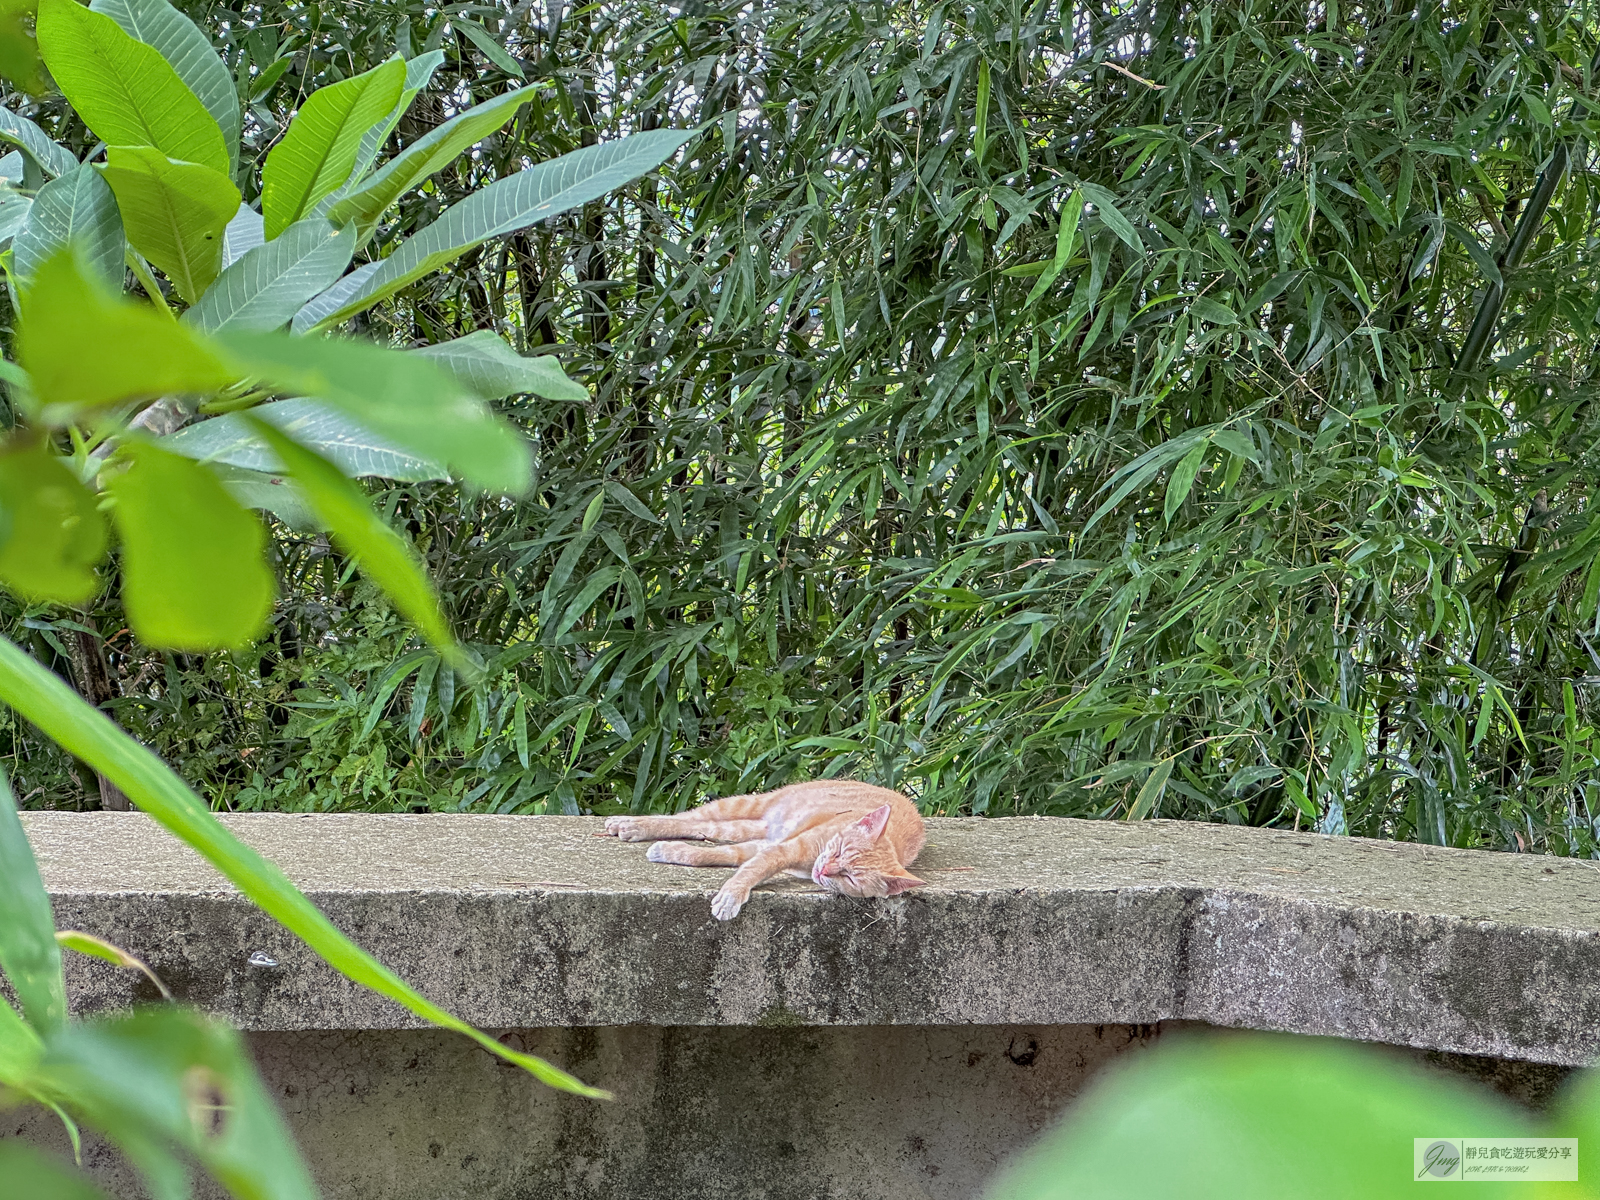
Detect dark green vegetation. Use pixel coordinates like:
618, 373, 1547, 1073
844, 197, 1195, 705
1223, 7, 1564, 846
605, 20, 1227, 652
6, 0, 1599, 854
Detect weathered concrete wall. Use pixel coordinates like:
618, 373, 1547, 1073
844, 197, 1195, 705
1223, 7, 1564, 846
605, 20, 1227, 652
6, 1022, 1574, 1200
8, 812, 1597, 1197
22, 812, 1600, 1063
11, 1023, 1179, 1200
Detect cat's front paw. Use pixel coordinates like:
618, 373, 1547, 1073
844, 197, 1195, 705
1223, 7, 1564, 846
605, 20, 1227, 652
710, 887, 746, 921
604, 816, 652, 842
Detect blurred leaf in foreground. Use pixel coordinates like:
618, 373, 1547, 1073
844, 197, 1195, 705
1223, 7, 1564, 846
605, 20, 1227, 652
985, 1035, 1531, 1200
105, 440, 274, 651
18, 249, 235, 411
0, 1143, 108, 1200
0, 439, 105, 603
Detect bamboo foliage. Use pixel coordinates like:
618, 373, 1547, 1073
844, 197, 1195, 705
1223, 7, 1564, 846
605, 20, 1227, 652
6, 0, 1599, 854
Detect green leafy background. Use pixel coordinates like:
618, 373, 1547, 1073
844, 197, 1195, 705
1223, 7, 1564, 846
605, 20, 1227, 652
3, 0, 1598, 861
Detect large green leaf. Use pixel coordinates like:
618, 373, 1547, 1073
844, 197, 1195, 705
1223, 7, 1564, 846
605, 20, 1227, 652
105, 441, 274, 651
0, 440, 106, 603
36, 0, 227, 174
167, 397, 447, 480
208, 463, 319, 530
33, 1007, 316, 1200
412, 331, 587, 401
89, 0, 239, 172
0, 0, 45, 96
12, 164, 125, 291
0, 773, 66, 1034
0, 1144, 108, 1200
0, 633, 608, 1098
99, 146, 240, 303
287, 259, 376, 334
325, 82, 539, 243
251, 420, 459, 658
185, 218, 353, 333
984, 1035, 1528, 1200
340, 49, 445, 197
301, 52, 445, 229
0, 185, 31, 240
260, 55, 404, 239
220, 204, 263, 267
218, 329, 530, 493
0, 106, 78, 178
298, 128, 696, 331
18, 249, 236, 410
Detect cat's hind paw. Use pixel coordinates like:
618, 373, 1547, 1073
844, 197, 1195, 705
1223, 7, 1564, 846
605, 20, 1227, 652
710, 888, 746, 921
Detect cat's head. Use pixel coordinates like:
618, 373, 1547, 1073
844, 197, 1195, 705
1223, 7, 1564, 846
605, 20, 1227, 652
810, 804, 926, 899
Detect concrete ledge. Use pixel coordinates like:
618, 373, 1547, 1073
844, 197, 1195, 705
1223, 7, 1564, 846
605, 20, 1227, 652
22, 812, 1600, 1065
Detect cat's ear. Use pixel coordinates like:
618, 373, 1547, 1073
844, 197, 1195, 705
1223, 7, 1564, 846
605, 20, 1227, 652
883, 870, 926, 896
853, 803, 893, 840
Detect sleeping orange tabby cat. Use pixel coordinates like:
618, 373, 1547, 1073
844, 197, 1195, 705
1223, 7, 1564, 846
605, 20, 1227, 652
601, 781, 926, 920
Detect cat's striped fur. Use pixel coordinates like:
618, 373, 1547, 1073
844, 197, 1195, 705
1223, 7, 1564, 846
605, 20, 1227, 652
602, 780, 926, 920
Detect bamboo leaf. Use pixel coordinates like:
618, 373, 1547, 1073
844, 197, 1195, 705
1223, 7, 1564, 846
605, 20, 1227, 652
973, 57, 989, 164
1163, 442, 1207, 523
1445, 220, 1502, 290
452, 18, 524, 78
1190, 296, 1238, 325
1077, 182, 1144, 253
1126, 759, 1172, 820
